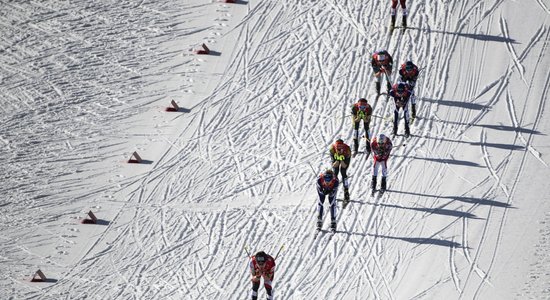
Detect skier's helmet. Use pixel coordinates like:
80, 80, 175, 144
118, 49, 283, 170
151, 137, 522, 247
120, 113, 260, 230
358, 98, 368, 110
379, 134, 387, 145
335, 139, 345, 152
396, 82, 406, 94
255, 251, 267, 264
323, 169, 335, 182
405, 61, 414, 72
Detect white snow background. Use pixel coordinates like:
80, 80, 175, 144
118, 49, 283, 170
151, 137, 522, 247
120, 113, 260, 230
1, 0, 549, 299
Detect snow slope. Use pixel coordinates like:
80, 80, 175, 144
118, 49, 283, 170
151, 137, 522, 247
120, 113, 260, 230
1, 0, 549, 299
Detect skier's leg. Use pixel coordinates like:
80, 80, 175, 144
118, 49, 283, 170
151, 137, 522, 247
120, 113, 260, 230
381, 160, 388, 191
390, 0, 397, 27
375, 76, 382, 95
251, 280, 260, 300
341, 167, 350, 201
404, 106, 410, 137
393, 109, 399, 135
317, 194, 325, 227
400, 0, 407, 26
372, 160, 379, 192
264, 279, 274, 300
353, 122, 360, 153
328, 195, 337, 230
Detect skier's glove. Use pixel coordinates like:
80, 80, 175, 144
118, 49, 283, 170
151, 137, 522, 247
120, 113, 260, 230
332, 161, 340, 168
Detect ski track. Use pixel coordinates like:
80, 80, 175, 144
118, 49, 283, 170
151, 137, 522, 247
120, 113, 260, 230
1, 0, 549, 299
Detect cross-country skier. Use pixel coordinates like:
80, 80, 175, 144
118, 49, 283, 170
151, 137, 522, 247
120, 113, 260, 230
390, 0, 408, 29
351, 98, 373, 157
398, 61, 419, 90
371, 50, 394, 95
249, 251, 276, 300
329, 139, 351, 201
370, 134, 393, 195
316, 169, 339, 231
389, 81, 416, 137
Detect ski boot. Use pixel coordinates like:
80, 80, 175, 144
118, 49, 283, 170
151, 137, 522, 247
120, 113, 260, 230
386, 81, 392, 94
390, 15, 396, 31
375, 81, 381, 96
330, 220, 337, 232
371, 175, 377, 196
316, 217, 322, 231
402, 15, 407, 28
381, 176, 387, 193
353, 138, 359, 157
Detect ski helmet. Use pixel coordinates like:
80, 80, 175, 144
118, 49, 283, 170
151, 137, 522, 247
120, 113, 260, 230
405, 61, 414, 71
335, 139, 345, 152
358, 98, 368, 110
396, 82, 406, 94
255, 251, 267, 264
323, 169, 335, 181
379, 134, 387, 144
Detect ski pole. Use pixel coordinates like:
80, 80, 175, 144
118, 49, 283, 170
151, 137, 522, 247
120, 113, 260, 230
274, 244, 285, 261
244, 245, 251, 258
383, 68, 392, 88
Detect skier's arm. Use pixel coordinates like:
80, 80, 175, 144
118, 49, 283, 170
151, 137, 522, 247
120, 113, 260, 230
328, 146, 336, 163
351, 105, 358, 122
371, 56, 381, 74
249, 261, 260, 279
316, 179, 324, 194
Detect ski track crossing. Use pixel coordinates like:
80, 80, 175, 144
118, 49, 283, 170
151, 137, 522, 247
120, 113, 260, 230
0, 0, 549, 299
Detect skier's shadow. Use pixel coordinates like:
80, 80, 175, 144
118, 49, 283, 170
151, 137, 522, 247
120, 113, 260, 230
405, 27, 518, 44
366, 202, 481, 219
402, 134, 526, 151
334, 231, 467, 249
389, 155, 483, 167
386, 189, 514, 208
368, 234, 465, 248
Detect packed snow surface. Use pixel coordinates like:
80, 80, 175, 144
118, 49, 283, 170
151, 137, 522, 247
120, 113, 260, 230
1, 0, 549, 299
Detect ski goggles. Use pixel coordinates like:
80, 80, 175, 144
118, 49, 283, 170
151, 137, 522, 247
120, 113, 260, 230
323, 174, 333, 181
359, 105, 367, 110
405, 65, 414, 71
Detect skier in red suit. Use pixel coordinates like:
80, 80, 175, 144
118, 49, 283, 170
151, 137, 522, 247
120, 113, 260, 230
370, 134, 393, 194
249, 251, 276, 300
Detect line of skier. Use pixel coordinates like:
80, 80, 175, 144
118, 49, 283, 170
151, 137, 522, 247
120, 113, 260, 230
247, 2, 414, 299
316, 53, 420, 232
